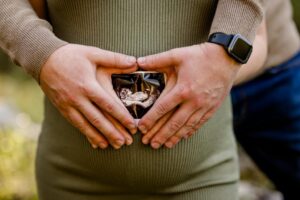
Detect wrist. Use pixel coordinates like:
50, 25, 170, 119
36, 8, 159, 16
203, 42, 242, 67
207, 33, 253, 64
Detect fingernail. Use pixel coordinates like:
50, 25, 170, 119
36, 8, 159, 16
113, 145, 122, 150
99, 142, 108, 149
91, 144, 98, 149
165, 141, 174, 149
142, 137, 149, 145
138, 57, 146, 65
151, 142, 161, 149
115, 139, 124, 146
129, 123, 136, 130
138, 125, 147, 134
127, 56, 136, 65
126, 137, 133, 145
129, 123, 137, 134
130, 128, 138, 135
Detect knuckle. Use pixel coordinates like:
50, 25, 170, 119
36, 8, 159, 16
171, 134, 182, 142
153, 135, 168, 143
169, 49, 179, 63
187, 131, 195, 137
194, 97, 204, 108
102, 130, 118, 141
113, 53, 121, 66
201, 111, 214, 122
168, 120, 182, 132
176, 85, 190, 100
90, 117, 102, 128
103, 101, 114, 113
199, 117, 209, 125
154, 103, 168, 116
122, 118, 134, 127
185, 119, 199, 129
189, 130, 196, 135
69, 96, 81, 108
65, 110, 77, 123
81, 83, 94, 96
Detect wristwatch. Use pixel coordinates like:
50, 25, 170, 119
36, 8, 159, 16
208, 32, 253, 64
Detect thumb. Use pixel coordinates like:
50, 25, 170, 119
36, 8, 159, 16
89, 47, 137, 68
137, 49, 179, 71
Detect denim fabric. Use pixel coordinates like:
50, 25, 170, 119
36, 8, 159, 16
231, 50, 300, 200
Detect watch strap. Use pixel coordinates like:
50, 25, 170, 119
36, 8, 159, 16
208, 33, 233, 49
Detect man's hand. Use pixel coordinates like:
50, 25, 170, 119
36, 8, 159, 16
137, 43, 240, 149
40, 44, 138, 149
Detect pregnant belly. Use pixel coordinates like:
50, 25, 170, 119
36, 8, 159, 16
36, 97, 238, 194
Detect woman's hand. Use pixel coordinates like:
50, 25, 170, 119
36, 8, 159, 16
137, 43, 240, 149
40, 44, 138, 149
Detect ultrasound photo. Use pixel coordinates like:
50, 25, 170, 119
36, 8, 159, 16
112, 72, 165, 119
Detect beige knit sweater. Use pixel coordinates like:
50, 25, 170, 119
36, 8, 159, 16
264, 0, 300, 69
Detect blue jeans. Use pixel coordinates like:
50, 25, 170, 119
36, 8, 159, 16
231, 50, 300, 200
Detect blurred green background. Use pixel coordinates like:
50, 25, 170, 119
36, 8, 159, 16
0, 1, 300, 200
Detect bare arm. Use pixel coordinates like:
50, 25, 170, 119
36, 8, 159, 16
234, 20, 268, 85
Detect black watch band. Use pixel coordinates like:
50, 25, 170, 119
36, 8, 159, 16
208, 32, 253, 64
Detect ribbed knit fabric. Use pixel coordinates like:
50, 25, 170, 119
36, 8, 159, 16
0, 0, 263, 82
263, 0, 300, 69
37, 97, 238, 200
0, 0, 266, 199
210, 0, 263, 41
0, 0, 67, 82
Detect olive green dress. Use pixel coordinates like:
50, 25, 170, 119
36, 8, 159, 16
0, 0, 264, 199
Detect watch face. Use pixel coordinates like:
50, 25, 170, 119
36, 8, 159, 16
229, 35, 253, 64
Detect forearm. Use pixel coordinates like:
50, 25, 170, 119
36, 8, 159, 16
210, 0, 264, 42
234, 20, 267, 85
0, 0, 67, 82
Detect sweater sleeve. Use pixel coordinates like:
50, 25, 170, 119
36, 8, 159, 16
209, 0, 264, 42
0, 0, 68, 83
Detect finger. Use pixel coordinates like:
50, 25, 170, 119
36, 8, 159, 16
137, 49, 179, 71
87, 81, 136, 132
149, 102, 197, 149
193, 107, 216, 130
97, 70, 133, 106
141, 110, 174, 145
96, 71, 138, 134
103, 112, 133, 145
87, 138, 100, 149
104, 65, 138, 74
181, 107, 216, 141
89, 48, 137, 68
141, 75, 177, 144
76, 99, 126, 149
156, 71, 177, 98
64, 107, 109, 149
164, 108, 207, 148
138, 84, 185, 134
96, 70, 127, 107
